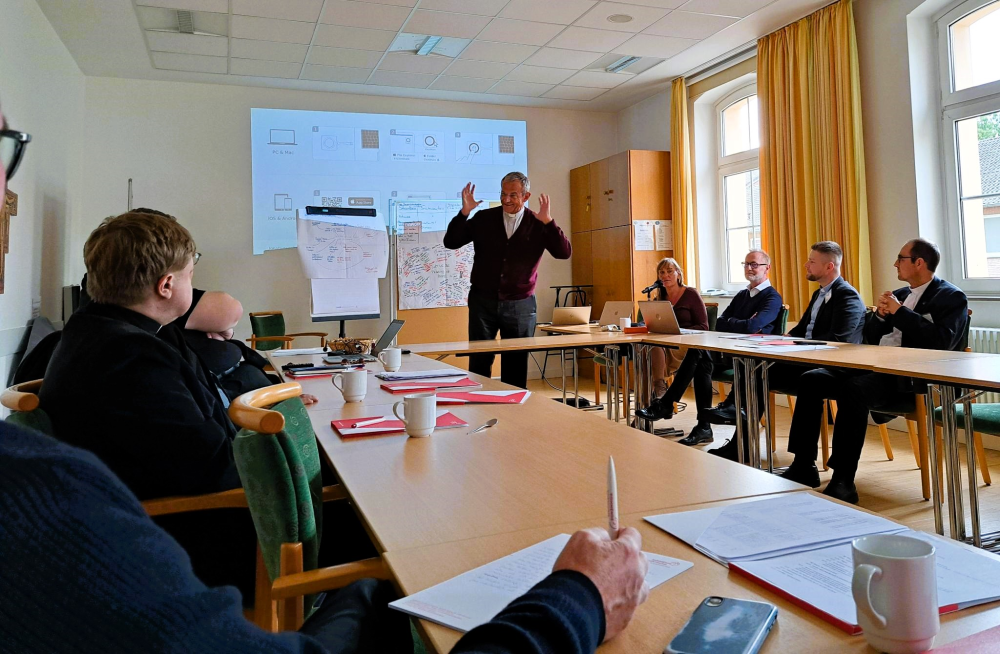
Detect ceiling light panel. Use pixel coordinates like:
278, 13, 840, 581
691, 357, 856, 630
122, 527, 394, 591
497, 0, 596, 25
136, 7, 228, 35
300, 64, 373, 82
230, 15, 316, 43
477, 19, 565, 46
489, 80, 554, 97
404, 10, 492, 39
367, 70, 437, 88
543, 85, 608, 100
320, 1, 412, 30
548, 26, 632, 51
504, 65, 575, 85
418, 0, 509, 16
137, 0, 227, 13
563, 70, 630, 88
612, 33, 697, 57
230, 58, 303, 78
389, 33, 471, 57
146, 30, 228, 56
676, 0, 772, 19
313, 24, 397, 50
644, 10, 737, 38
458, 40, 538, 64
574, 2, 669, 32
525, 47, 603, 69
232, 0, 323, 22
307, 46, 384, 68
151, 51, 227, 73
230, 39, 308, 62
445, 58, 516, 79
378, 53, 453, 74
429, 76, 497, 92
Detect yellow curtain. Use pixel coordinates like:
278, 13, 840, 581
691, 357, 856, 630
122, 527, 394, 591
758, 0, 871, 317
670, 77, 698, 288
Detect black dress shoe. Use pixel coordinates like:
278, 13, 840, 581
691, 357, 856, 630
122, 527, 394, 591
678, 424, 714, 446
635, 396, 674, 421
779, 462, 821, 488
708, 438, 739, 461
822, 478, 859, 504
700, 402, 741, 426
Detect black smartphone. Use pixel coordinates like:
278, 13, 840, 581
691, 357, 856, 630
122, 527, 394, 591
665, 597, 777, 654
792, 340, 826, 345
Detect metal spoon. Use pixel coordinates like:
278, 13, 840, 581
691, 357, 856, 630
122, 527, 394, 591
471, 418, 498, 434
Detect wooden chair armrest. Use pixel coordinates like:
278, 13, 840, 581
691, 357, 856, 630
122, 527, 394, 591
286, 332, 329, 339
246, 336, 296, 344
1, 387, 41, 411
271, 557, 388, 600
142, 488, 248, 517
322, 484, 348, 502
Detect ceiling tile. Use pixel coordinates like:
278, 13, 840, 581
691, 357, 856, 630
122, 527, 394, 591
643, 10, 737, 38
230, 15, 316, 44
612, 33, 697, 57
320, 1, 412, 31
613, 0, 686, 7
367, 70, 437, 88
477, 19, 565, 46
352, 0, 415, 5
524, 47, 602, 69
151, 51, 227, 74
445, 58, 516, 79
378, 53, 453, 74
137, 0, 228, 12
573, 2, 669, 33
314, 24, 397, 50
497, 0, 596, 25
543, 85, 608, 100
562, 70, 629, 88
489, 80, 553, 97
505, 65, 574, 84
547, 26, 632, 51
419, 0, 508, 16
404, 10, 492, 39
301, 64, 373, 82
307, 46, 384, 68
230, 58, 303, 78
136, 7, 228, 35
145, 31, 227, 57
230, 38, 308, 62
429, 76, 497, 92
232, 0, 323, 22
676, 0, 772, 18
459, 40, 538, 64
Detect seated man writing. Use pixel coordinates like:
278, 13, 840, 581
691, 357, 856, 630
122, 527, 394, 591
704, 241, 866, 461
780, 239, 968, 503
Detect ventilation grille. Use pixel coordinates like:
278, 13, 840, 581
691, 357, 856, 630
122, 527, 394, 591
969, 327, 1000, 403
176, 10, 194, 34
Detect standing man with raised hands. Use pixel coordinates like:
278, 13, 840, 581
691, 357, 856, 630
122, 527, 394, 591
445, 173, 572, 388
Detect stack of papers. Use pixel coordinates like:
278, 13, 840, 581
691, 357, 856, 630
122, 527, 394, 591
390, 534, 692, 633
331, 410, 467, 438
270, 347, 328, 357
380, 377, 482, 393
646, 494, 1000, 634
436, 390, 530, 405
376, 369, 467, 381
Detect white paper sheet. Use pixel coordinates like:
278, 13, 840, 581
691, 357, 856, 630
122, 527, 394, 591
376, 370, 467, 381
270, 347, 329, 357
310, 278, 380, 318
297, 215, 389, 279
397, 230, 475, 310
390, 534, 692, 633
654, 220, 672, 250
634, 221, 655, 251
731, 344, 837, 353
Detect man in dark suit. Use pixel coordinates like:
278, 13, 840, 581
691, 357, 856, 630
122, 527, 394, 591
705, 241, 866, 461
444, 173, 572, 388
780, 239, 968, 503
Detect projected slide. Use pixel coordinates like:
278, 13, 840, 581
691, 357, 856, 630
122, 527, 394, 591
250, 108, 528, 254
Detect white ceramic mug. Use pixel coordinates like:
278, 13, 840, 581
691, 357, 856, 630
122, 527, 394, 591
392, 392, 437, 438
378, 347, 402, 372
332, 369, 367, 402
620, 317, 632, 329
852, 534, 939, 654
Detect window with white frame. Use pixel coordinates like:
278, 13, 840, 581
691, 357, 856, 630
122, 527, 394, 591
717, 88, 761, 286
939, 0, 1000, 289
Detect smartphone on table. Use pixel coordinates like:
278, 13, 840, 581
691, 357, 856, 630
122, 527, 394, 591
665, 597, 777, 654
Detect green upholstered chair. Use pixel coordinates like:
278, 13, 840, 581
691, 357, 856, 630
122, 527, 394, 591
2, 379, 53, 436
247, 311, 329, 352
932, 403, 998, 485
705, 303, 719, 332
228, 382, 385, 632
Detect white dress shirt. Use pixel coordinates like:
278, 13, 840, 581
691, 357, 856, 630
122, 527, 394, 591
503, 207, 525, 239
879, 278, 933, 347
748, 278, 772, 298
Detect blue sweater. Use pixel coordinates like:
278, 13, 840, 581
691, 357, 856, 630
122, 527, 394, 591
715, 285, 783, 335
0, 422, 605, 654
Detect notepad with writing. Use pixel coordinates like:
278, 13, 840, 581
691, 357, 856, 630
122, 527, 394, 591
331, 410, 467, 438
380, 377, 482, 393
389, 533, 692, 633
436, 390, 530, 405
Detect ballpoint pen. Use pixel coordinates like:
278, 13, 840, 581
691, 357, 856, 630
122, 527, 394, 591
608, 456, 619, 537
351, 417, 387, 429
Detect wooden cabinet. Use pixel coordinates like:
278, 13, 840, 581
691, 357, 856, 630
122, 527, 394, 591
569, 150, 671, 318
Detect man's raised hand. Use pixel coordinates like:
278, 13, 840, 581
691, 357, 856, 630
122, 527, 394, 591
461, 182, 483, 216
535, 193, 553, 224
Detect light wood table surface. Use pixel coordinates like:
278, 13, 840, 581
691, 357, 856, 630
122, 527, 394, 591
873, 355, 1000, 390
386, 496, 1000, 654
406, 332, 644, 357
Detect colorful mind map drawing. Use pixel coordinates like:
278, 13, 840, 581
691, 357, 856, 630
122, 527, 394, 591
296, 217, 389, 279
397, 230, 474, 309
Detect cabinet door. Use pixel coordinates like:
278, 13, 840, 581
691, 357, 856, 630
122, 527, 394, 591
590, 158, 610, 230
570, 231, 594, 317
569, 165, 592, 233
608, 151, 630, 228
591, 226, 632, 314
628, 150, 671, 224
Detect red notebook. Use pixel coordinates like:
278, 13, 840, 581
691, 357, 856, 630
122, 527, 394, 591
436, 390, 531, 405
932, 624, 1000, 652
380, 378, 482, 394
331, 411, 468, 438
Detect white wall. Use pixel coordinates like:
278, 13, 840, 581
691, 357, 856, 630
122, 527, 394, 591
0, 0, 85, 383
78, 78, 620, 341
616, 90, 671, 152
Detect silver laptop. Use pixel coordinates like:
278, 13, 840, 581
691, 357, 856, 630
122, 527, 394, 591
598, 301, 634, 326
638, 301, 702, 335
552, 306, 592, 326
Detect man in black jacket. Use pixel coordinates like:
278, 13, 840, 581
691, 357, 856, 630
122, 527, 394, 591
780, 239, 968, 503
705, 241, 866, 461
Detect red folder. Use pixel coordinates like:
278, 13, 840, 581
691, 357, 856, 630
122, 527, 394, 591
380, 378, 482, 394
436, 390, 531, 405
331, 411, 468, 438
932, 624, 1000, 652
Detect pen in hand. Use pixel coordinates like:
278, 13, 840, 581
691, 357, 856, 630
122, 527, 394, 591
608, 456, 619, 537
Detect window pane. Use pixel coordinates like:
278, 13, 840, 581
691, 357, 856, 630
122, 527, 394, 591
956, 109, 1000, 278
950, 0, 1000, 92
722, 95, 759, 156
723, 169, 761, 283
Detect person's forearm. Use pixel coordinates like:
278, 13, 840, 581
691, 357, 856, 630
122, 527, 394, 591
185, 292, 242, 332
444, 211, 474, 250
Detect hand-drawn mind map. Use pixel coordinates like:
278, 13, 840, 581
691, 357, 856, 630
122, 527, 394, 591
397, 228, 474, 310
298, 220, 389, 279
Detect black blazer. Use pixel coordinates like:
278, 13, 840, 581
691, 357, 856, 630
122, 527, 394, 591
787, 276, 865, 343
39, 302, 240, 501
863, 277, 968, 351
